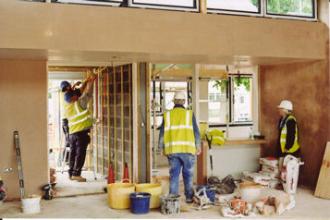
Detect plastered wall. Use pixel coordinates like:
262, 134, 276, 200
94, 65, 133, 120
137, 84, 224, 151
0, 0, 327, 63
0, 59, 48, 199
259, 60, 329, 188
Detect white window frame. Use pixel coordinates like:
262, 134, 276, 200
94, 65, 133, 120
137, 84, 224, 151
264, 0, 317, 21
207, 0, 263, 17
57, 0, 123, 6
206, 0, 317, 21
128, 0, 199, 12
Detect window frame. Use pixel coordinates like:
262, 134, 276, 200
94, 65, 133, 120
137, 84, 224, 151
207, 0, 263, 17
128, 0, 199, 12
57, 0, 123, 6
207, 73, 254, 127
264, 0, 317, 21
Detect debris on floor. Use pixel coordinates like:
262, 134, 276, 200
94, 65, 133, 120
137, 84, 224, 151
192, 186, 213, 210
0, 176, 7, 203
208, 175, 236, 194
242, 157, 281, 188
218, 183, 295, 218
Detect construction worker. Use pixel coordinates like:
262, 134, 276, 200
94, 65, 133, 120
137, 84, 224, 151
60, 74, 96, 182
277, 100, 301, 158
158, 91, 201, 203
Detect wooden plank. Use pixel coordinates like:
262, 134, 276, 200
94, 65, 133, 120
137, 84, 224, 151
132, 63, 139, 183
121, 65, 124, 180
199, 0, 207, 14
224, 139, 267, 146
114, 67, 117, 179
146, 63, 151, 182
315, 142, 330, 199
197, 141, 208, 185
128, 64, 133, 182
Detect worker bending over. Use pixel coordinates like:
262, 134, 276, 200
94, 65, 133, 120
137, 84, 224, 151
158, 91, 201, 203
277, 100, 301, 158
60, 74, 96, 182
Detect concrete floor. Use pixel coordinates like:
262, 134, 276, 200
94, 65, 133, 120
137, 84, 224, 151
1, 187, 329, 219
54, 171, 106, 197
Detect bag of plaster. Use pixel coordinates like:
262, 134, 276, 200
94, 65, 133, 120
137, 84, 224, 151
259, 157, 279, 168
261, 164, 280, 174
242, 172, 271, 186
258, 170, 280, 179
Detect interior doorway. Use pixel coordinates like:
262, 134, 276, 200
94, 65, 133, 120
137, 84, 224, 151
150, 64, 193, 178
47, 67, 106, 198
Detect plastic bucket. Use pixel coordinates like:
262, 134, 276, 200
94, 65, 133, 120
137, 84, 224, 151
107, 183, 135, 209
130, 192, 151, 214
160, 194, 180, 215
197, 185, 216, 203
21, 195, 41, 214
135, 183, 161, 209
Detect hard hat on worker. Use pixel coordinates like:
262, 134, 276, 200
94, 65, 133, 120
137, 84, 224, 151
60, 81, 71, 92
278, 100, 293, 111
174, 91, 186, 100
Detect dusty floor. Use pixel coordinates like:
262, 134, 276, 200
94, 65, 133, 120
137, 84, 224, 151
0, 187, 329, 219
54, 171, 106, 197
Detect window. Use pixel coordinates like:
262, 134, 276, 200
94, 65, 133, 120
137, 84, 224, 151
207, 0, 261, 15
208, 80, 227, 124
208, 75, 253, 125
57, 0, 123, 6
232, 76, 252, 122
151, 81, 190, 128
129, 0, 198, 11
266, 0, 315, 18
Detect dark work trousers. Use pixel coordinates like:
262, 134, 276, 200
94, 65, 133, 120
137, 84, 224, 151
68, 130, 91, 177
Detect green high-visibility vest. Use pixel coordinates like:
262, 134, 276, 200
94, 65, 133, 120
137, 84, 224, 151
63, 100, 93, 134
280, 115, 300, 153
163, 108, 196, 155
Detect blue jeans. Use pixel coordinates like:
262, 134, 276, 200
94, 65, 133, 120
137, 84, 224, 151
167, 153, 196, 201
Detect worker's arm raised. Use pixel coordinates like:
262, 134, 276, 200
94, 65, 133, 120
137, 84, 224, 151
78, 74, 97, 109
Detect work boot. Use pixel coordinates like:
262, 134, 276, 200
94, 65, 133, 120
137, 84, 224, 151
71, 176, 87, 182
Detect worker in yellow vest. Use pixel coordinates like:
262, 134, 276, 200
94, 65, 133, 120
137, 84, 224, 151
277, 100, 301, 158
60, 74, 96, 182
158, 91, 201, 203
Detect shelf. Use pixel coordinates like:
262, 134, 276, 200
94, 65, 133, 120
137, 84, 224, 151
204, 139, 266, 148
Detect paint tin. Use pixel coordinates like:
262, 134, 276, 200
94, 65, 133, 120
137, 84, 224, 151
160, 194, 180, 215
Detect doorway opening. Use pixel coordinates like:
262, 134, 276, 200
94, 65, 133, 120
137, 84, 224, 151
47, 67, 106, 198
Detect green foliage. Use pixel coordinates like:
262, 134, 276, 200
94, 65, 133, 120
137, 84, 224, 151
213, 77, 251, 92
233, 77, 250, 91
212, 80, 227, 93
267, 0, 313, 15
251, 0, 259, 7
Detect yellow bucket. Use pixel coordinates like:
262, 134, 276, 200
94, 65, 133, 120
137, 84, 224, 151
107, 183, 135, 209
135, 183, 162, 209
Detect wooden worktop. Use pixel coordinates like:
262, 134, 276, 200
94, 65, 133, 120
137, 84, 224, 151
224, 139, 267, 145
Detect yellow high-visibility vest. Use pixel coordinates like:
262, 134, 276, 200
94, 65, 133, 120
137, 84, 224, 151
280, 115, 300, 153
63, 100, 93, 134
163, 108, 196, 155
206, 129, 225, 145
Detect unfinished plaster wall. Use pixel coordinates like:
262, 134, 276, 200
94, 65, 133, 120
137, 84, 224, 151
259, 0, 329, 189
0, 59, 48, 198
259, 61, 329, 188
0, 0, 327, 64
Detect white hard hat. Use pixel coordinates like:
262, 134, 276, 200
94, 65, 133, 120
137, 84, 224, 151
278, 100, 293, 111
174, 91, 186, 100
